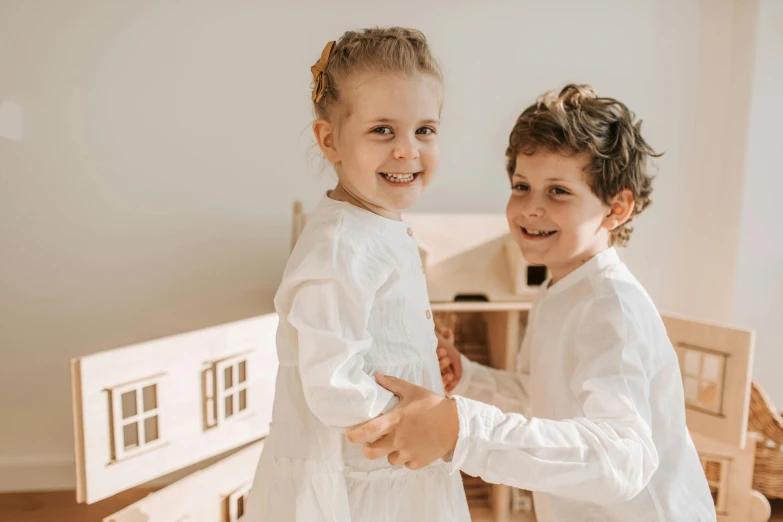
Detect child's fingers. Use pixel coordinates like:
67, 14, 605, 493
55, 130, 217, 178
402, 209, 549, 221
439, 356, 452, 371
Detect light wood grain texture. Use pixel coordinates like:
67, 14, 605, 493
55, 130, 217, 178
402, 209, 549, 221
71, 314, 278, 504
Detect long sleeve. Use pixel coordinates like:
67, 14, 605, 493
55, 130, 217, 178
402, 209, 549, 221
286, 230, 398, 432
449, 354, 530, 416
450, 296, 659, 506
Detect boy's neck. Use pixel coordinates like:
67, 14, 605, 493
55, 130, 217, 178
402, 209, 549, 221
547, 244, 613, 287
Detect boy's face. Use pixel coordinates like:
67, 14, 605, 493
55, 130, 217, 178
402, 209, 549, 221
506, 150, 628, 284
316, 72, 442, 220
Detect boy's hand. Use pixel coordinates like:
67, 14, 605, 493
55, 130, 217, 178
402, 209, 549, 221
345, 373, 459, 470
436, 328, 462, 392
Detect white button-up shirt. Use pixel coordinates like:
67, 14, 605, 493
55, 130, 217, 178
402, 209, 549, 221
449, 247, 716, 522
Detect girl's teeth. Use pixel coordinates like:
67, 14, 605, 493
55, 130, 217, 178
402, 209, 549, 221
382, 172, 416, 183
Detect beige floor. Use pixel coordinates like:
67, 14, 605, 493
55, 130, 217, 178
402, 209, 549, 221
0, 490, 781, 521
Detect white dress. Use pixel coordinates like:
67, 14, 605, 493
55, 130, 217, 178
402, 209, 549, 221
448, 248, 716, 522
244, 196, 471, 522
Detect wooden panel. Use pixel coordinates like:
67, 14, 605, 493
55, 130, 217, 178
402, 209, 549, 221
404, 213, 539, 303
662, 314, 754, 448
691, 432, 769, 522
104, 441, 264, 522
71, 313, 279, 504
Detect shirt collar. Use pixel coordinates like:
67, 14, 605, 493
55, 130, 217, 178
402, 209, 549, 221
540, 247, 621, 299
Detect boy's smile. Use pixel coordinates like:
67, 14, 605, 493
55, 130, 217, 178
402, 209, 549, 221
506, 150, 633, 285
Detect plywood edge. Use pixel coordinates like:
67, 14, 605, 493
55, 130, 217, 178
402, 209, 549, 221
70, 358, 87, 503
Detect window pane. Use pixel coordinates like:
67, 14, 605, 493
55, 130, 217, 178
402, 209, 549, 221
238, 360, 247, 383
684, 376, 699, 404
702, 354, 723, 381
224, 366, 233, 390
121, 390, 137, 419
143, 385, 157, 412
123, 422, 139, 449
225, 394, 234, 418
239, 389, 247, 411
699, 381, 718, 411
684, 349, 701, 375
144, 415, 159, 443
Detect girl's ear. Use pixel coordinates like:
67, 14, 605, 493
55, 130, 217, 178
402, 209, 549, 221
603, 189, 635, 231
313, 120, 340, 164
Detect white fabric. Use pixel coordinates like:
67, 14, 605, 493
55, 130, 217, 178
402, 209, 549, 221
448, 247, 716, 522
245, 196, 470, 522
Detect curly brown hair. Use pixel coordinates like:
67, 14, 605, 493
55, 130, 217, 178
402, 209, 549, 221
506, 84, 662, 246
312, 27, 442, 127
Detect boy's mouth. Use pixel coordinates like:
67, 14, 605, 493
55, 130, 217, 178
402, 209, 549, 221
380, 172, 420, 184
521, 227, 557, 239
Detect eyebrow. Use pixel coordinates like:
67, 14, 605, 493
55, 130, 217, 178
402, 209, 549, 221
511, 173, 571, 183
367, 118, 440, 125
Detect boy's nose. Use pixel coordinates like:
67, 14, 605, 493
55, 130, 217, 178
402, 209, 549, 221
519, 195, 545, 218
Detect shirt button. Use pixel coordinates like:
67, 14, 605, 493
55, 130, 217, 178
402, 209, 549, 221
407, 228, 413, 237
426, 309, 432, 320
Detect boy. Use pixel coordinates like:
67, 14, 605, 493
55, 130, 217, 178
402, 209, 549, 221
345, 84, 717, 521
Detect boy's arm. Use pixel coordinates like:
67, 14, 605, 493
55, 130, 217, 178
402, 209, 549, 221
449, 354, 530, 416
449, 296, 659, 506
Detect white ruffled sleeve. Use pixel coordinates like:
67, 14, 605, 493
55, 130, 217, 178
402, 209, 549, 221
287, 235, 398, 432
449, 295, 659, 506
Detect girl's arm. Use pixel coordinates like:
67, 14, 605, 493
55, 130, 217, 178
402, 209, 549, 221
450, 296, 659, 506
286, 228, 398, 433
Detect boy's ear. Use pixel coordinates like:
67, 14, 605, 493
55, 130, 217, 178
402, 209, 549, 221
603, 189, 635, 231
313, 120, 340, 164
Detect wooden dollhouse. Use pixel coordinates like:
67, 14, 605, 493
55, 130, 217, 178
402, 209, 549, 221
69, 201, 772, 521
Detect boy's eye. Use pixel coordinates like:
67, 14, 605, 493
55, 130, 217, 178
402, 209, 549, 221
550, 187, 570, 195
512, 183, 529, 192
416, 126, 435, 135
372, 126, 393, 135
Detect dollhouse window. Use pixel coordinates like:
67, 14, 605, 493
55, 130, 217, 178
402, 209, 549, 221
108, 374, 165, 461
527, 265, 547, 286
681, 344, 727, 416
204, 353, 250, 429
700, 455, 729, 514
224, 483, 251, 522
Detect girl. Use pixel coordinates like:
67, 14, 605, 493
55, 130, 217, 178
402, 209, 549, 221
244, 27, 471, 522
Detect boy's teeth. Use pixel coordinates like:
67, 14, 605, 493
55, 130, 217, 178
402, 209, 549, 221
524, 228, 554, 236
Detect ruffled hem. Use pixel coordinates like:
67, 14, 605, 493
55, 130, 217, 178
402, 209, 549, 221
244, 452, 471, 522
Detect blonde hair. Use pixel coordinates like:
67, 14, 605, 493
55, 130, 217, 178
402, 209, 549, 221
312, 27, 442, 126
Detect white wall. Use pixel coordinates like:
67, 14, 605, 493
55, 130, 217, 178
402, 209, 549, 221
732, 0, 783, 407
0, 0, 765, 490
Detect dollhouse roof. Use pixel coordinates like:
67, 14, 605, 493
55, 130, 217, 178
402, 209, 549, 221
402, 212, 542, 303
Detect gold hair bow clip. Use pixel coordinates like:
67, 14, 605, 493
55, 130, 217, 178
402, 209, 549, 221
311, 40, 336, 103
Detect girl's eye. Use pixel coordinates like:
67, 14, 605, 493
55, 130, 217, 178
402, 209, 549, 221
416, 127, 435, 135
551, 187, 569, 195
372, 126, 393, 135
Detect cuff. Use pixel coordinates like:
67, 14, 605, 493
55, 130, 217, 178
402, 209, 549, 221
447, 395, 473, 474
447, 354, 474, 398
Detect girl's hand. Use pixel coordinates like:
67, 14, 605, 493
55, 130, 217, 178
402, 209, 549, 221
345, 372, 459, 470
436, 328, 462, 392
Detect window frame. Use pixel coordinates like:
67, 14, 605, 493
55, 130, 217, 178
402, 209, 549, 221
108, 373, 166, 462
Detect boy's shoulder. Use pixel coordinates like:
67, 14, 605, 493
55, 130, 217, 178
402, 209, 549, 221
572, 260, 661, 326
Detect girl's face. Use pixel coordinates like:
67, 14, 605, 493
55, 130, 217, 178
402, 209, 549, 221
315, 72, 442, 220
